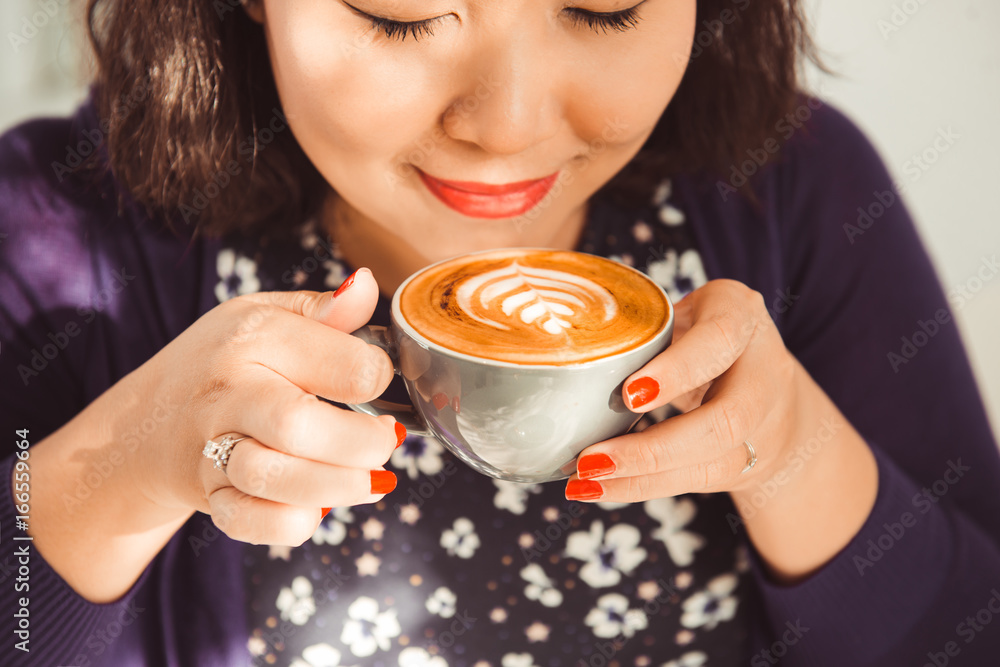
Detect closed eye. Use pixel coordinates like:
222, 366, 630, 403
344, 1, 648, 43
563, 1, 647, 34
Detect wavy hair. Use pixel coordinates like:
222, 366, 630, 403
79, 0, 823, 241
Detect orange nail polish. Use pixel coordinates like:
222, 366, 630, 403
577, 453, 616, 480
432, 393, 449, 411
333, 269, 359, 298
370, 470, 397, 494
566, 479, 604, 501
625, 377, 659, 410
395, 422, 407, 448
321, 507, 332, 519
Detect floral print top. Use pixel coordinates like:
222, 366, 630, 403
216, 179, 752, 667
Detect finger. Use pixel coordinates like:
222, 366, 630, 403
206, 484, 325, 547
225, 438, 397, 507
622, 282, 767, 413
240, 267, 378, 335
565, 443, 751, 504
225, 366, 405, 467
220, 300, 394, 404
576, 352, 774, 480
314, 268, 380, 334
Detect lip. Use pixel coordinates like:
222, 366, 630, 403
417, 169, 560, 219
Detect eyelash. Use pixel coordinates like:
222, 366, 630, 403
356, 3, 645, 43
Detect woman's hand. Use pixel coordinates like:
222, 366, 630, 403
139, 268, 404, 545
27, 268, 405, 602
568, 279, 878, 581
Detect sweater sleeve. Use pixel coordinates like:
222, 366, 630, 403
746, 103, 1000, 665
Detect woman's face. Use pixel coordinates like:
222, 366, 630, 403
244, 0, 696, 263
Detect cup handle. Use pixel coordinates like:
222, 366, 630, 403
348, 325, 431, 436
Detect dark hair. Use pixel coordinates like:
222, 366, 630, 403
80, 0, 822, 241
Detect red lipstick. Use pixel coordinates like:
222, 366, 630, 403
418, 169, 560, 219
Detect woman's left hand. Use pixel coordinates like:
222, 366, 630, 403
567, 278, 813, 503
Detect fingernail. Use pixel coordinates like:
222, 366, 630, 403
625, 377, 659, 410
321, 507, 332, 519
333, 269, 360, 298
577, 453, 616, 480
395, 422, 407, 448
432, 393, 448, 411
371, 470, 397, 494
566, 479, 604, 501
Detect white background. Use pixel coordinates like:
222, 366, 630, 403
2, 0, 998, 440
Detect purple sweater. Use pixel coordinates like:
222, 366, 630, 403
2, 90, 1000, 666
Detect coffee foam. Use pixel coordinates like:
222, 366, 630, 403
399, 249, 669, 365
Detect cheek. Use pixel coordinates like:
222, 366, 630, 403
265, 8, 437, 161
566, 4, 696, 147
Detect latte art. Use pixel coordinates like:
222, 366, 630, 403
399, 249, 670, 365
455, 262, 618, 336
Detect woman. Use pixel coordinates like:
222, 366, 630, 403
1, 0, 999, 665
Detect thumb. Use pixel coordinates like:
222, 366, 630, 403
241, 268, 379, 334
315, 268, 380, 333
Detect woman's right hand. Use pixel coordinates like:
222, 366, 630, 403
25, 268, 402, 603
129, 267, 402, 547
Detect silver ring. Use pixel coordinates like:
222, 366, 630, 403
203, 435, 248, 474
741, 439, 757, 474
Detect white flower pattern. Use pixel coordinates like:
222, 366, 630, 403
399, 647, 449, 667
391, 436, 445, 480
493, 479, 542, 515
215, 248, 260, 302
584, 593, 650, 638
276, 576, 316, 626
425, 586, 457, 618
564, 520, 647, 588
289, 643, 346, 667
661, 651, 708, 667
313, 506, 354, 546
340, 596, 401, 657
680, 573, 740, 631
646, 248, 707, 305
440, 517, 481, 559
520, 563, 563, 608
645, 497, 705, 567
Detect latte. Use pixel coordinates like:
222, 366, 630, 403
398, 249, 670, 365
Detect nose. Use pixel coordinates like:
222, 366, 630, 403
442, 38, 563, 158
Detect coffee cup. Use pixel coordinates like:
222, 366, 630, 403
347, 248, 674, 483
